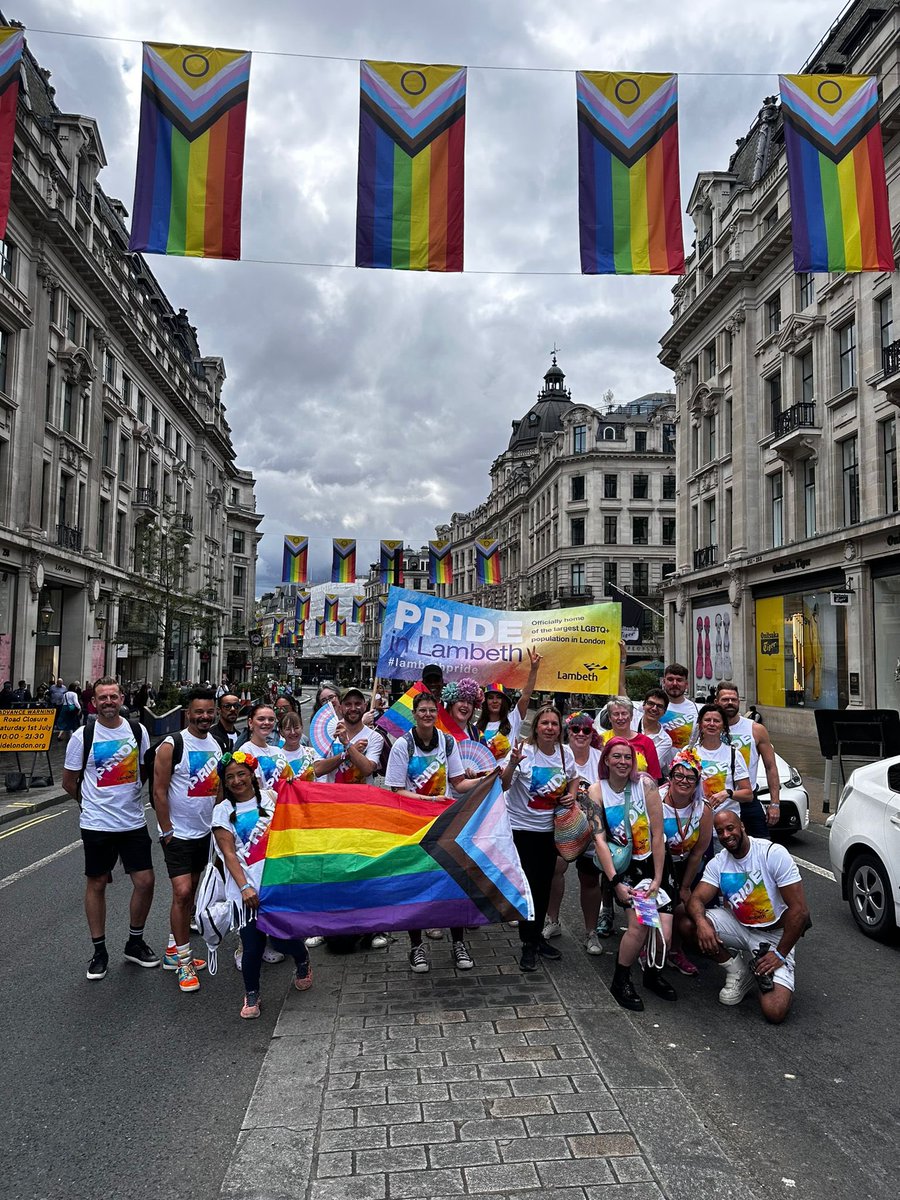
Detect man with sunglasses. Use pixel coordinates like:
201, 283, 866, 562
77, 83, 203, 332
210, 692, 242, 753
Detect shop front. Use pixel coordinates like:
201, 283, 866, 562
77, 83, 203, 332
689, 591, 735, 699
872, 555, 900, 711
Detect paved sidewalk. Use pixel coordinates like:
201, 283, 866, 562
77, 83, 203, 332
0, 734, 70, 826
220, 924, 759, 1200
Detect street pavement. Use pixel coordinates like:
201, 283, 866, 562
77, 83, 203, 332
1, 706, 899, 1199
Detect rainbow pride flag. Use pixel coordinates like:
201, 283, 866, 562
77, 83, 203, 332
377, 596, 388, 627
272, 618, 284, 644
294, 620, 305, 639
376, 681, 467, 743
282, 536, 308, 585
129, 42, 251, 259
324, 594, 339, 623
380, 540, 404, 586
429, 539, 453, 586
352, 595, 367, 623
257, 776, 533, 938
335, 617, 348, 637
314, 617, 327, 636
779, 74, 893, 272
577, 71, 684, 275
0, 28, 24, 241
475, 537, 501, 586
295, 590, 311, 624
332, 538, 357, 583
356, 61, 466, 272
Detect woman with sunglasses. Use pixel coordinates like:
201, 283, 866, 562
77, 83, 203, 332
588, 737, 677, 1011
212, 751, 312, 1018
543, 712, 605, 955
501, 704, 579, 973
659, 747, 713, 977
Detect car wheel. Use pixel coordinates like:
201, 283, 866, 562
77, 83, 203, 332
847, 852, 898, 941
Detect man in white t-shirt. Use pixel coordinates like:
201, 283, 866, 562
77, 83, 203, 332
715, 683, 780, 836
316, 687, 384, 785
684, 810, 810, 1024
62, 677, 155, 982
153, 688, 221, 994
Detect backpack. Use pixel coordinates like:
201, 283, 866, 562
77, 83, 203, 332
193, 850, 231, 975
77, 717, 147, 806
404, 730, 455, 760
142, 732, 184, 809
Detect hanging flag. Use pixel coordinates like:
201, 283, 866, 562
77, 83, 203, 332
324, 594, 339, 623
577, 72, 684, 275
475, 537, 502, 586
295, 590, 311, 624
294, 620, 305, 640
335, 617, 348, 637
315, 617, 327, 636
0, 28, 24, 242
428, 539, 453, 586
282, 536, 308, 585
271, 618, 284, 645
331, 538, 357, 583
380, 540, 405, 586
779, 74, 893, 272
356, 60, 467, 272
352, 595, 367, 623
129, 42, 251, 259
257, 775, 533, 939
279, 630, 297, 648
377, 596, 388, 627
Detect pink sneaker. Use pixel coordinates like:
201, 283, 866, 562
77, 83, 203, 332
669, 948, 699, 977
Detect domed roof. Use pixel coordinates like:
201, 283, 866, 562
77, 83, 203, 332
508, 356, 572, 450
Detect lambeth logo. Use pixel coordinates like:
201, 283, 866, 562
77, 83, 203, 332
760, 632, 780, 656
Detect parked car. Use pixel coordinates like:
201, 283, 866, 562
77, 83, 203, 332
758, 751, 809, 837
828, 756, 900, 940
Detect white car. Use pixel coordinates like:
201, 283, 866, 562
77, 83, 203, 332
829, 756, 900, 940
757, 751, 809, 837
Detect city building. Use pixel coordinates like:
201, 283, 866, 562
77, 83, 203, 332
256, 580, 364, 686
361, 546, 433, 682
0, 34, 261, 691
434, 358, 676, 663
659, 0, 900, 733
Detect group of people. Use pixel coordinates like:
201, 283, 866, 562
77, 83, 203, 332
64, 660, 810, 1025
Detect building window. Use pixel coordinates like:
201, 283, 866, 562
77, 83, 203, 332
232, 530, 245, 554
705, 340, 717, 378
603, 562, 617, 593
102, 418, 112, 468
662, 423, 676, 455
634, 430, 647, 453
838, 321, 857, 390
232, 565, 246, 597
767, 372, 782, 431
114, 510, 125, 567
705, 497, 717, 547
662, 516, 676, 546
122, 374, 132, 408
770, 472, 784, 549
725, 488, 733, 553
0, 328, 9, 394
879, 293, 893, 355
150, 405, 159, 435
98, 498, 109, 555
66, 299, 78, 343
45, 362, 54, 422
704, 413, 716, 462
119, 436, 129, 482
804, 461, 817, 537
603, 473, 618, 499
763, 206, 778, 232
662, 474, 676, 500
798, 272, 815, 310
571, 475, 585, 501
62, 380, 74, 434
723, 396, 733, 453
137, 391, 147, 422
568, 563, 584, 595
722, 328, 733, 366
570, 517, 585, 546
104, 349, 116, 387
799, 349, 814, 404
80, 394, 89, 443
0, 237, 15, 283
766, 291, 781, 335
58, 472, 71, 525
632, 474, 649, 499
633, 563, 649, 595
841, 436, 860, 525
882, 419, 898, 514
632, 516, 649, 545
662, 561, 675, 579
603, 515, 618, 545
573, 424, 587, 454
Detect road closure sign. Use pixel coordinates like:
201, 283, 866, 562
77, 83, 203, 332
0, 709, 56, 751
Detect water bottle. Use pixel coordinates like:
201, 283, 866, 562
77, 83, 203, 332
752, 942, 776, 992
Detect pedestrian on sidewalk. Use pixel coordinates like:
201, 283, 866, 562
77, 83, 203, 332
57, 682, 82, 743
61, 676, 158, 981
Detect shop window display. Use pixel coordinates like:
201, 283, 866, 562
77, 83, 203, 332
755, 589, 847, 709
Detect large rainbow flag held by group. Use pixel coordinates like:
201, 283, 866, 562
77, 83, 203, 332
0, 27, 24, 241
356, 60, 467, 271
129, 42, 251, 259
779, 74, 893, 273
257, 775, 533, 938
577, 71, 684, 275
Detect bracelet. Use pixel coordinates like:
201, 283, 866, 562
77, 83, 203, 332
609, 872, 625, 887
772, 948, 786, 963
240, 883, 254, 892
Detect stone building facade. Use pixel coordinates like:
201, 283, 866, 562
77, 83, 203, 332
0, 36, 261, 691
659, 0, 900, 732
361, 547, 433, 682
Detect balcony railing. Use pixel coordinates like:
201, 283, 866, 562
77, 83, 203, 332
693, 544, 718, 570
883, 339, 900, 376
76, 181, 93, 210
698, 229, 713, 255
557, 585, 594, 604
529, 591, 553, 609
174, 512, 194, 533
56, 523, 83, 551
133, 487, 159, 509
774, 402, 816, 438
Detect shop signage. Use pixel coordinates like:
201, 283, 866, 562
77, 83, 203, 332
115, 643, 129, 658
0, 709, 55, 752
772, 557, 812, 574
830, 592, 852, 606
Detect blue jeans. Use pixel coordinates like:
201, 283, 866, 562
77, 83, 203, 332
239, 918, 308, 994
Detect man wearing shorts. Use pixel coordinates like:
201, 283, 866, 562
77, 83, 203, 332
62, 676, 156, 981
153, 688, 220, 993
684, 810, 810, 1023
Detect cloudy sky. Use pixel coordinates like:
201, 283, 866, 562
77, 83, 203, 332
21, 1, 825, 591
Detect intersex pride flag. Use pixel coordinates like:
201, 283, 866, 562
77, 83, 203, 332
257, 775, 533, 939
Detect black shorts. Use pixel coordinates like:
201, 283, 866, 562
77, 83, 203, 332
621, 855, 678, 914
162, 834, 211, 879
82, 826, 153, 879
574, 853, 600, 878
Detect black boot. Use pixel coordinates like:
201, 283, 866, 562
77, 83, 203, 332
642, 967, 678, 1002
610, 962, 644, 1011
537, 937, 562, 960
519, 943, 539, 972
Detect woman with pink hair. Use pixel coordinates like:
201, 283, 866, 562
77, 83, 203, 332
440, 677, 484, 741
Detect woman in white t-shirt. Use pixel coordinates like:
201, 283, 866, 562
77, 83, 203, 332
238, 703, 294, 791
475, 648, 542, 761
501, 703, 579, 973
277, 712, 319, 782
691, 704, 752, 816
212, 751, 312, 1019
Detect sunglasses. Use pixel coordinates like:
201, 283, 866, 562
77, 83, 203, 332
220, 702, 240, 709
568, 725, 592, 734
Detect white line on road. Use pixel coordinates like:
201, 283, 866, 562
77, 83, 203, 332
792, 854, 836, 882
0, 840, 81, 891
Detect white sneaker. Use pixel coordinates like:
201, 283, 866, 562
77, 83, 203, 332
542, 920, 562, 939
305, 936, 325, 948
425, 928, 444, 940
585, 930, 603, 956
371, 933, 389, 948
718, 953, 754, 1006
262, 946, 285, 964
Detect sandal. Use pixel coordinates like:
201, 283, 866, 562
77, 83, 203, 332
240, 991, 261, 1019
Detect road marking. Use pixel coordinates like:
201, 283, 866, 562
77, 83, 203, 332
0, 839, 81, 890
792, 854, 836, 882
0, 809, 67, 840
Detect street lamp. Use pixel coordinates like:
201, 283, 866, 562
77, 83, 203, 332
89, 613, 107, 640
32, 594, 54, 636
